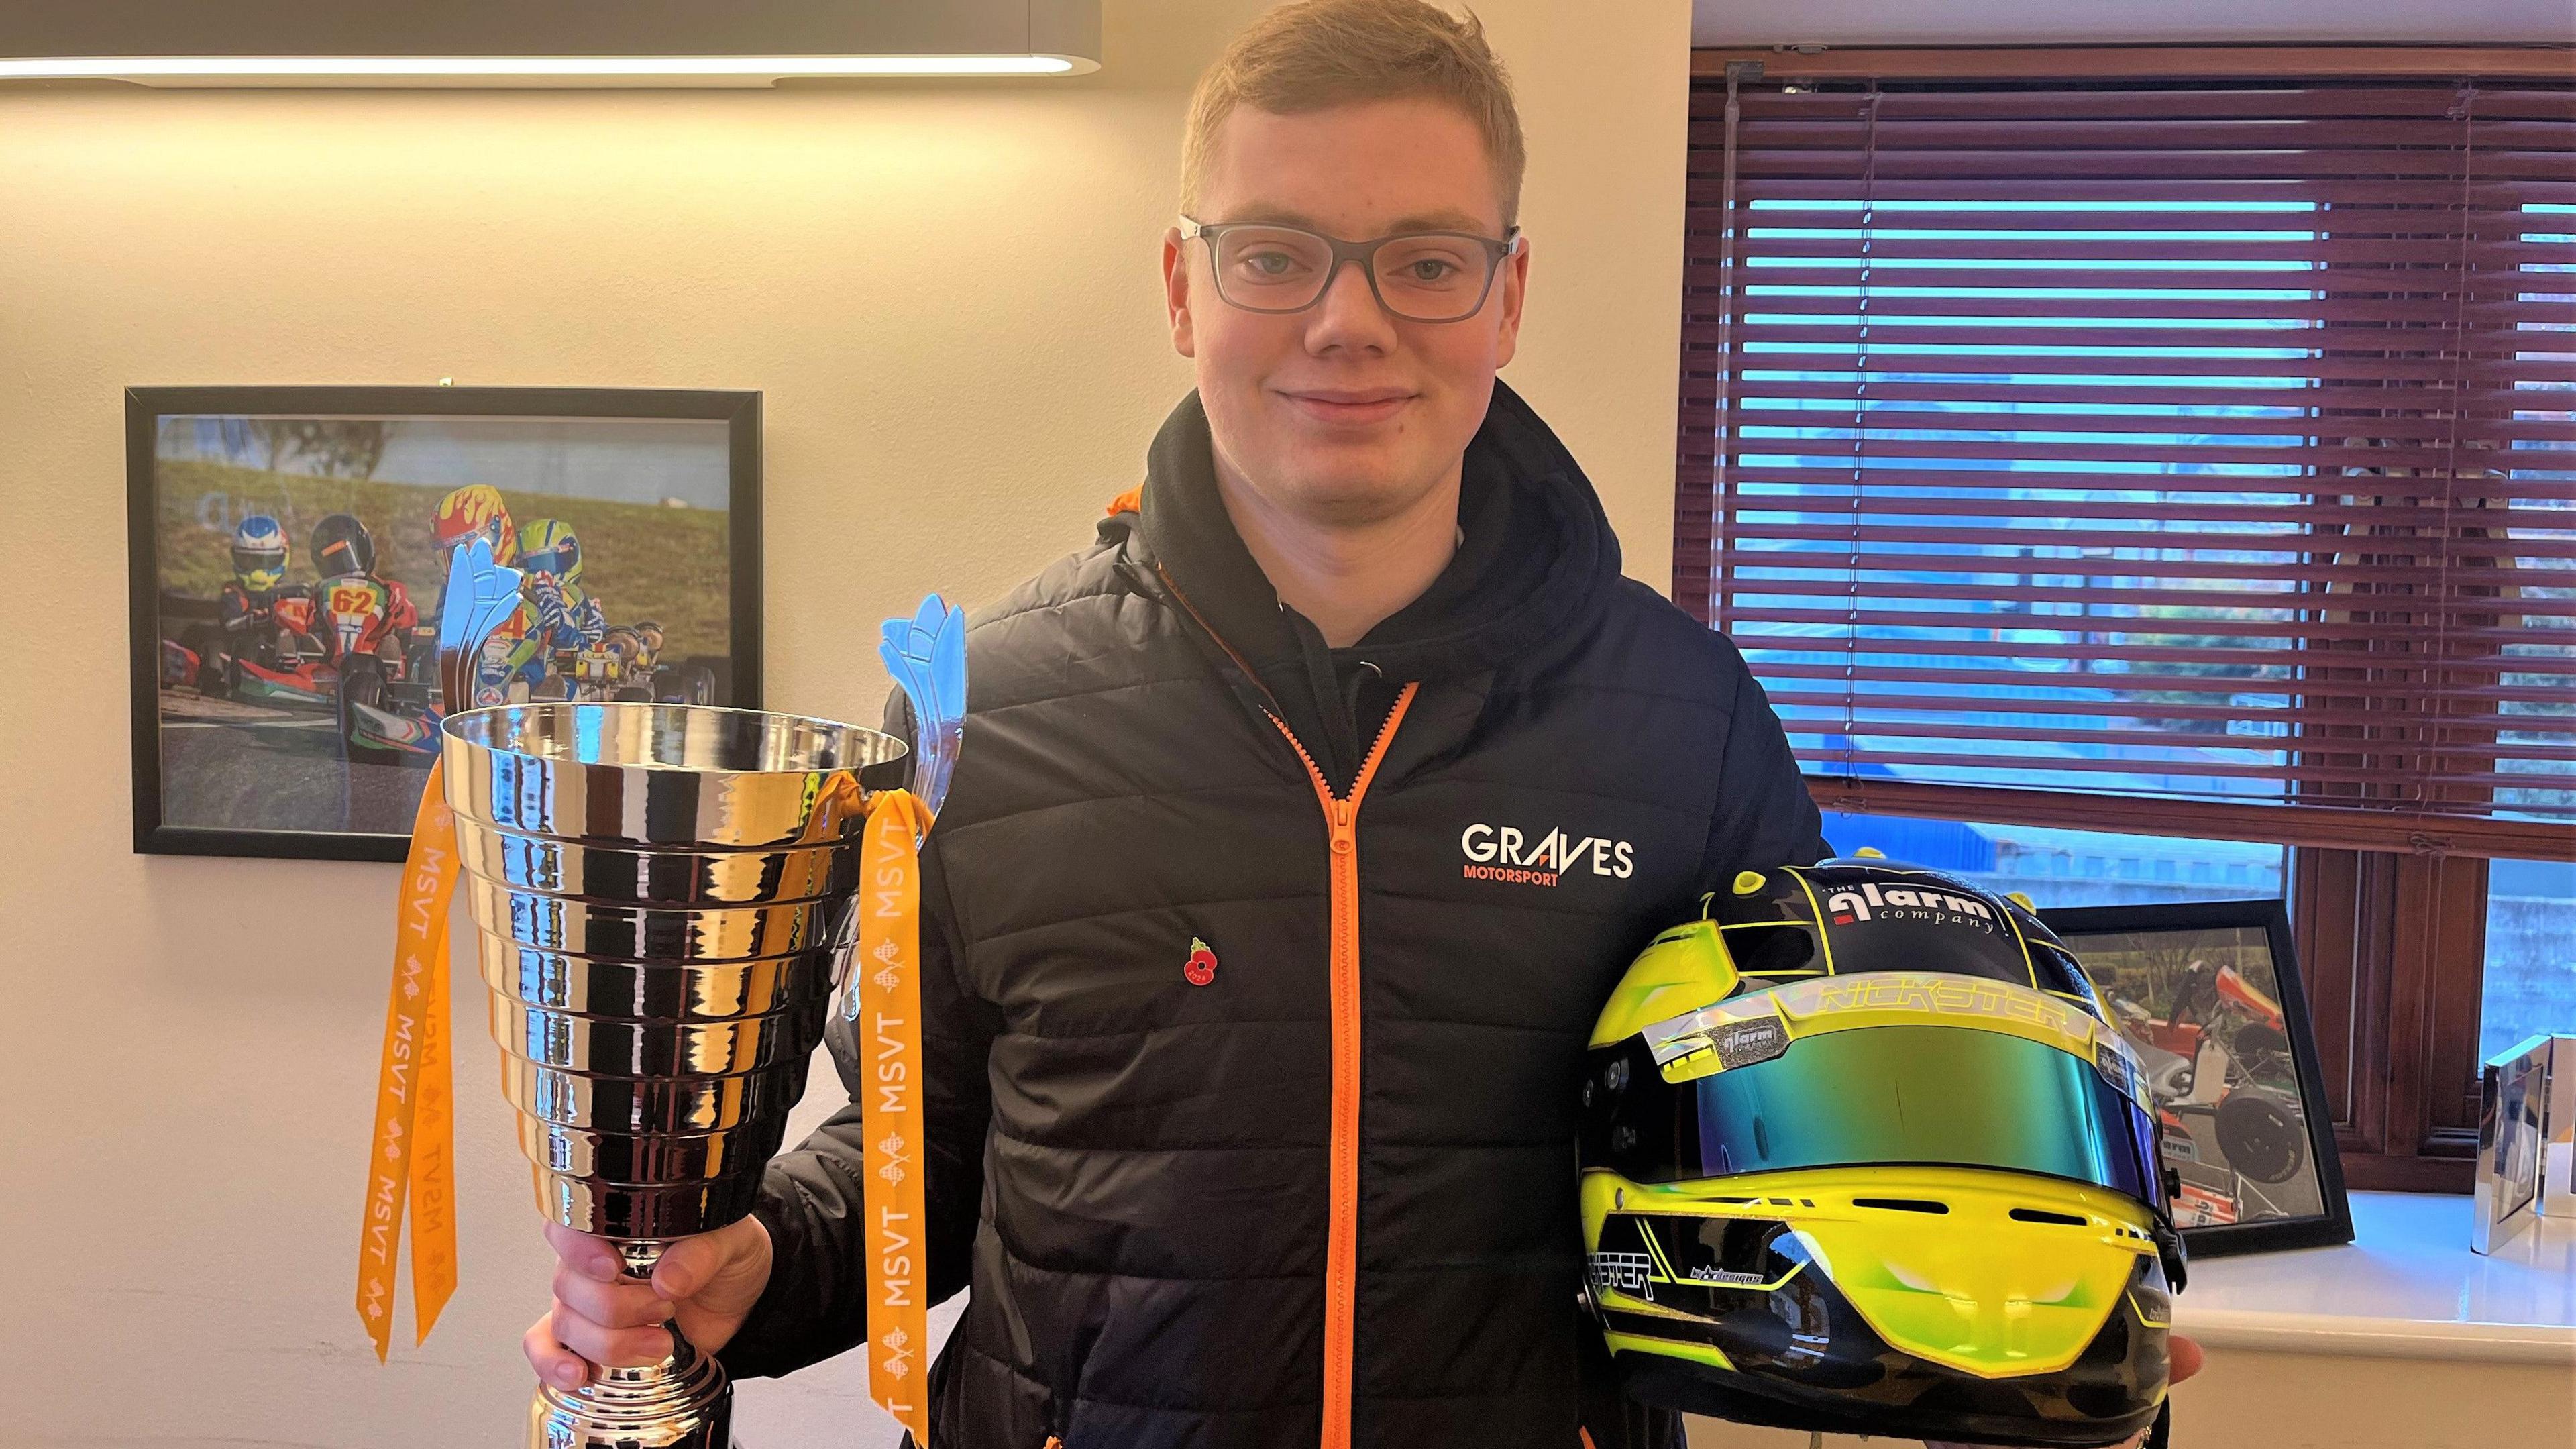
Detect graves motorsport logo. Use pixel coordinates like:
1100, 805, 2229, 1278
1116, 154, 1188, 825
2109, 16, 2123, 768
1460, 822, 1634, 888
1824, 878, 1996, 932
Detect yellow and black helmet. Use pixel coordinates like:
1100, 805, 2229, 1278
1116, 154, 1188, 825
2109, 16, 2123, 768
1578, 855, 2187, 1448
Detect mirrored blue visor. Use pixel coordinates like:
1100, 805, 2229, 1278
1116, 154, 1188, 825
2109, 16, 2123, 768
1582, 1024, 2162, 1205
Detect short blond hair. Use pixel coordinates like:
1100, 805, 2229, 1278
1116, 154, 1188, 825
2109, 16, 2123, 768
1181, 0, 1527, 228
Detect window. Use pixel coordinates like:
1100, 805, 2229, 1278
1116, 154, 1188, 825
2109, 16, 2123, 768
1681, 54, 2576, 1186
1821, 812, 2287, 910
2481, 856, 2576, 1063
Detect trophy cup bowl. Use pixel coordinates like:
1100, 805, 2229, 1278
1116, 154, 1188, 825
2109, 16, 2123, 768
443, 700, 905, 1449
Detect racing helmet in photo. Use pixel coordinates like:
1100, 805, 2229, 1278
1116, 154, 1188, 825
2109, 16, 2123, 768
431, 483, 518, 564
516, 517, 584, 588
1578, 855, 2187, 1448
311, 513, 376, 580
231, 514, 289, 592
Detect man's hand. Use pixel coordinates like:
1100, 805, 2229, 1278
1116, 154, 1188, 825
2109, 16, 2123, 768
1923, 1333, 2202, 1449
523, 1216, 774, 1390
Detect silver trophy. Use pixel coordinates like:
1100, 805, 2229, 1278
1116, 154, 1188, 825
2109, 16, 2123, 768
432, 543, 968, 1448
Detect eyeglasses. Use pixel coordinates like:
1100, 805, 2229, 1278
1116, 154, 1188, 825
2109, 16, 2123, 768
1179, 215, 1522, 324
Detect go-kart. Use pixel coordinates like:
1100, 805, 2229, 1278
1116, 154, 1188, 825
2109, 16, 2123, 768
2113, 963, 2308, 1190
530, 623, 718, 706
306, 578, 441, 768
166, 597, 337, 709
337, 622, 446, 768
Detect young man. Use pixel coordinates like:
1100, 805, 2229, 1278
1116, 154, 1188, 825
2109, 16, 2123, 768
529, 5, 2194, 1446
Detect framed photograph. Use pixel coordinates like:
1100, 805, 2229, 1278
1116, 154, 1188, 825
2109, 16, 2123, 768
2547, 1036, 2576, 1221
2039, 898, 2355, 1258
2473, 1034, 2553, 1254
127, 386, 761, 861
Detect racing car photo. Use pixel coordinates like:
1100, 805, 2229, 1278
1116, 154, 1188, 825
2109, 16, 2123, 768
2042, 899, 2353, 1254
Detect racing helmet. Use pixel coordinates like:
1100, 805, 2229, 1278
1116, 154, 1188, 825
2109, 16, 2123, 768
431, 484, 517, 565
231, 515, 289, 592
311, 513, 376, 579
516, 517, 583, 587
1580, 855, 2186, 1448
600, 625, 648, 665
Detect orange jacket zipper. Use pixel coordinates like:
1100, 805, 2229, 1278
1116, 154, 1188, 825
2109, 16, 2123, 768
1271, 682, 1417, 1449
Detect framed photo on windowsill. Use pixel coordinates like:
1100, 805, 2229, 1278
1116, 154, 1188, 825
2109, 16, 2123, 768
2041, 898, 2355, 1258
127, 386, 763, 861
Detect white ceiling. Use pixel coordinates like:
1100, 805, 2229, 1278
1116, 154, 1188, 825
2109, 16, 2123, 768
1691, 0, 2575, 48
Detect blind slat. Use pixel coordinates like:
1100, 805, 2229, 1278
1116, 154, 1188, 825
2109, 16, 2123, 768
1706, 349, 2576, 382
1763, 688, 2573, 733
1684, 571, 2576, 621
1717, 547, 2575, 591
1783, 747, 2571, 798
1703, 87, 2576, 123
1721, 523, 2576, 565
1709, 498, 2576, 527
1683, 464, 2576, 502
1734, 606, 2576, 645
1718, 376, 2573, 411
1747, 631, 2576, 672
1749, 657, 2575, 702
1727, 178, 2576, 205
1723, 402, 2576, 444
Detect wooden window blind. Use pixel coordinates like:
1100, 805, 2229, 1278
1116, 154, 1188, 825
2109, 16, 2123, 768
1675, 72, 2576, 861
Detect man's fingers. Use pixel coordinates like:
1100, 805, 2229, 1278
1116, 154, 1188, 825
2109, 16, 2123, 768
549, 1302, 679, 1370
653, 1231, 722, 1301
523, 1313, 590, 1390
551, 1261, 677, 1329
542, 1220, 626, 1283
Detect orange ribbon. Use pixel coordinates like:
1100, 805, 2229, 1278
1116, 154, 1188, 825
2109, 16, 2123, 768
357, 758, 462, 1358
855, 789, 934, 1447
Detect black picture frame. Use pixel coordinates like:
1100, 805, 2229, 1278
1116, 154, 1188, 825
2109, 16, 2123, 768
2039, 898, 2355, 1258
127, 385, 763, 861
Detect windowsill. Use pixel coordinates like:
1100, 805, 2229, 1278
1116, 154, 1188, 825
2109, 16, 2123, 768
2171, 1191, 2576, 1364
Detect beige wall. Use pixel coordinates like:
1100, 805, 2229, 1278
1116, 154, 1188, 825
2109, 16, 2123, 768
0, 1, 1690, 1443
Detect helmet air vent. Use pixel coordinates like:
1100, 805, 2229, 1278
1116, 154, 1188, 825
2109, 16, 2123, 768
1851, 1197, 1949, 1215
2009, 1208, 2090, 1227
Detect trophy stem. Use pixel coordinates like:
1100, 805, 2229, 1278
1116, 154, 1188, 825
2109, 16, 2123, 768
528, 1238, 735, 1449
617, 1240, 672, 1281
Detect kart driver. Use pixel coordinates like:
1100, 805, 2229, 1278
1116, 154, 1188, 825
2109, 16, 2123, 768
515, 518, 609, 653
309, 513, 419, 667
216, 513, 311, 662
526, 5, 2201, 1447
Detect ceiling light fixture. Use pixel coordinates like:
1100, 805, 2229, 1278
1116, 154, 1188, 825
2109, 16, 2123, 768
0, 54, 1086, 87
0, 1, 1100, 88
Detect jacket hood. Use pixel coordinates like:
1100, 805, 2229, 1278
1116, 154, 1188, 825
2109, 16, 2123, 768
1104, 378, 1625, 688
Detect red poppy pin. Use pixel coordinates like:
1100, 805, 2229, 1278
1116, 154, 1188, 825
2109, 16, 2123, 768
1183, 936, 1218, 987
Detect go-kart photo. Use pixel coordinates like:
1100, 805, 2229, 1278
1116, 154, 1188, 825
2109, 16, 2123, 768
132, 388, 757, 855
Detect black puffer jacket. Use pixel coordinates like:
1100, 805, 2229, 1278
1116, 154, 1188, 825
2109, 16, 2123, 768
722, 382, 1827, 1448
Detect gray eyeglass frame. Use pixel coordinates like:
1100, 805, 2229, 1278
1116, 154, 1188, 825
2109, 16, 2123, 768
1179, 214, 1523, 323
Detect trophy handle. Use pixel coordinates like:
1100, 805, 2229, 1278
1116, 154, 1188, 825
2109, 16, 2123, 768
435, 536, 525, 714
832, 594, 965, 1028
879, 593, 967, 830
